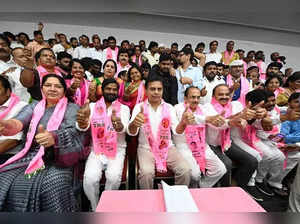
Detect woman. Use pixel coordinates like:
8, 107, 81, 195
88, 59, 122, 102
130, 45, 143, 66
276, 72, 300, 107
118, 66, 146, 111
265, 74, 284, 98
0, 74, 86, 212
66, 59, 90, 106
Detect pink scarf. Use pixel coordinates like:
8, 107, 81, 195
211, 97, 232, 152
0, 93, 20, 120
226, 74, 250, 106
224, 50, 235, 65
143, 101, 171, 172
106, 47, 119, 61
242, 124, 263, 156
132, 55, 142, 66
66, 78, 89, 106
136, 82, 145, 104
91, 97, 121, 158
256, 61, 266, 81
243, 61, 247, 77
184, 104, 206, 173
274, 87, 285, 98
116, 62, 131, 78
36, 65, 62, 84
0, 97, 68, 177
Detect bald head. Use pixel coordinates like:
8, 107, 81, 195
12, 48, 27, 67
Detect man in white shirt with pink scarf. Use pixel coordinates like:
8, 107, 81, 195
127, 74, 191, 189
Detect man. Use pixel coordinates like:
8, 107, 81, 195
247, 66, 264, 91
236, 49, 248, 76
17, 32, 30, 47
0, 76, 27, 163
149, 53, 178, 105
103, 36, 118, 62
221, 41, 239, 65
89, 37, 104, 63
116, 48, 131, 77
67, 37, 79, 55
20, 48, 61, 101
205, 40, 222, 63
139, 40, 146, 52
130, 45, 143, 66
76, 78, 130, 211
216, 63, 225, 80
56, 51, 72, 77
158, 43, 166, 55
226, 60, 250, 106
72, 35, 92, 59
171, 42, 178, 55
200, 61, 225, 105
204, 84, 260, 200
91, 59, 103, 78
174, 86, 226, 187
52, 33, 71, 55
3, 32, 23, 48
176, 47, 206, 103
4, 48, 31, 102
121, 40, 130, 50
254, 51, 267, 81
26, 30, 50, 59
127, 74, 191, 189
195, 42, 205, 54
266, 62, 282, 77
141, 41, 160, 67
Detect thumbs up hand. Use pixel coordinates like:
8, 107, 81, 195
200, 86, 207, 97
133, 104, 145, 128
261, 115, 273, 131
241, 101, 256, 121
111, 108, 123, 132
35, 124, 55, 148
206, 110, 226, 127
182, 104, 196, 125
77, 100, 90, 130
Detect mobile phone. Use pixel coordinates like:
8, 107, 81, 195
269, 133, 284, 142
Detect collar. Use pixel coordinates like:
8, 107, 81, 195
1, 96, 13, 108
145, 99, 164, 106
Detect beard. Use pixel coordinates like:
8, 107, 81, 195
103, 93, 118, 102
205, 73, 216, 81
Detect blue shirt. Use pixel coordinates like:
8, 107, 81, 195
280, 119, 300, 144
176, 65, 204, 103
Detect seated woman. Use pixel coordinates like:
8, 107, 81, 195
88, 59, 122, 102
276, 72, 300, 107
0, 74, 86, 212
118, 65, 147, 112
265, 74, 284, 98
65, 59, 90, 106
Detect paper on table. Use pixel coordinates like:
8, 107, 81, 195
161, 180, 199, 212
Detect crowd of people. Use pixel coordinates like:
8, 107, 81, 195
0, 22, 300, 212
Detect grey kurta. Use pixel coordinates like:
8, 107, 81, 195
0, 101, 86, 212
289, 161, 300, 212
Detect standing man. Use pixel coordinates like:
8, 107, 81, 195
103, 36, 119, 62
26, 30, 50, 59
73, 35, 92, 59
141, 41, 160, 67
255, 51, 267, 81
205, 40, 222, 63
176, 47, 206, 103
127, 74, 191, 189
90, 36, 104, 63
221, 41, 239, 65
116, 48, 131, 77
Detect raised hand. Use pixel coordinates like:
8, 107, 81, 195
286, 107, 300, 121
77, 100, 90, 129
241, 101, 256, 120
200, 86, 207, 97
35, 124, 55, 148
252, 101, 267, 119
232, 78, 241, 90
111, 109, 123, 132
208, 111, 226, 127
133, 104, 145, 128
71, 77, 81, 90
181, 104, 196, 125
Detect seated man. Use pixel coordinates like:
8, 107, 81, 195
205, 84, 260, 201
76, 78, 130, 211
0, 76, 27, 163
127, 74, 191, 189
173, 86, 226, 187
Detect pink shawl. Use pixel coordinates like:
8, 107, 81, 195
0, 94, 20, 120
227, 74, 250, 106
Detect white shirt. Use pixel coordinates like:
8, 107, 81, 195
200, 77, 225, 105
203, 101, 243, 147
72, 46, 93, 59
0, 96, 27, 154
127, 100, 180, 151
103, 47, 118, 62
52, 43, 65, 55
76, 102, 130, 149
85, 71, 94, 81
10, 41, 24, 49
0, 60, 10, 74
6, 65, 31, 102
141, 51, 160, 67
205, 52, 222, 63
89, 48, 104, 63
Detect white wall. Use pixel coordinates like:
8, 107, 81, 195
1, 20, 299, 70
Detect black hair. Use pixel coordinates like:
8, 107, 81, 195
145, 73, 163, 89
255, 51, 264, 60
80, 57, 94, 71
283, 72, 300, 88
0, 34, 10, 47
265, 74, 283, 87
180, 47, 194, 63
183, 43, 192, 49
203, 61, 217, 71
57, 51, 72, 61
265, 90, 275, 99
118, 70, 127, 79
103, 59, 117, 72
148, 41, 158, 51
196, 42, 205, 49
41, 74, 67, 93
0, 75, 12, 92
117, 48, 129, 62
267, 62, 282, 70
70, 37, 77, 42
121, 40, 130, 46
3, 32, 15, 41
236, 49, 245, 53
101, 78, 119, 92
171, 42, 178, 47
127, 65, 143, 82
70, 58, 84, 69
246, 89, 267, 105
209, 40, 218, 47
107, 36, 116, 42
216, 63, 225, 68
80, 35, 89, 41
92, 59, 102, 68
17, 32, 30, 41
288, 92, 300, 103
35, 48, 55, 62
247, 66, 259, 73
48, 38, 56, 46
159, 53, 172, 63
247, 50, 255, 57
141, 62, 151, 71
184, 86, 200, 97
212, 84, 229, 96
33, 30, 43, 36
